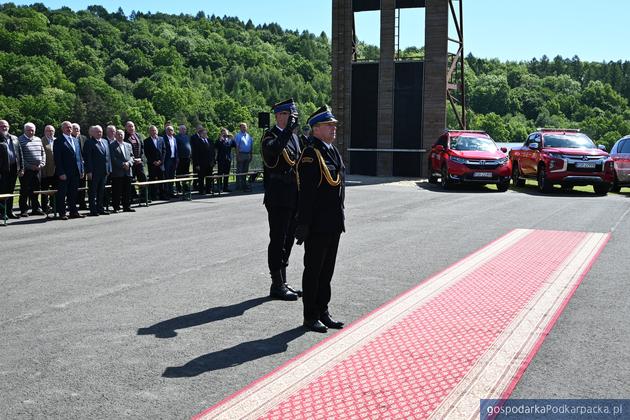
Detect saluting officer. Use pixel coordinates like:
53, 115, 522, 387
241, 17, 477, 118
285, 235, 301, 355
294, 106, 345, 333
261, 98, 303, 301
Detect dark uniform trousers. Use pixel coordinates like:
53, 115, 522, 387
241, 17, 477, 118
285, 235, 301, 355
302, 232, 341, 321
266, 203, 297, 272
262, 125, 301, 273
296, 137, 346, 321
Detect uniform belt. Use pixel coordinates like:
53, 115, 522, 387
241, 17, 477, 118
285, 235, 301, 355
268, 172, 295, 181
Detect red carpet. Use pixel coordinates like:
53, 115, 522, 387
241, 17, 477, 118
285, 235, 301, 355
195, 229, 609, 420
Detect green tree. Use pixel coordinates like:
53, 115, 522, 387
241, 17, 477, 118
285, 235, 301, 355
471, 112, 510, 141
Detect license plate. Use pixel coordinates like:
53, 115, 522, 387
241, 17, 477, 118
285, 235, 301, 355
473, 172, 493, 178
575, 162, 596, 169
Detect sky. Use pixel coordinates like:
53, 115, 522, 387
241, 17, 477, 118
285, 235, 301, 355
10, 0, 630, 62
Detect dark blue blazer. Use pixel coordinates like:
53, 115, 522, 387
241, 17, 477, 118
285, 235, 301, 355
53, 134, 83, 178
144, 136, 166, 170
83, 137, 112, 178
164, 136, 178, 163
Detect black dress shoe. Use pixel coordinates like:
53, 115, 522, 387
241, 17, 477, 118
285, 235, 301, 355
303, 319, 328, 333
69, 213, 85, 219
285, 284, 303, 297
58, 215, 68, 220
110, 209, 119, 213
99, 210, 110, 215
88, 212, 99, 217
270, 284, 298, 301
20, 212, 29, 218
31, 209, 46, 216
320, 312, 344, 329
123, 208, 136, 213
7, 213, 20, 219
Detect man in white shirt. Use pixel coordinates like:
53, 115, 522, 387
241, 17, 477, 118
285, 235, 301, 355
163, 125, 178, 198
54, 121, 85, 220
143, 125, 166, 200
234, 122, 253, 191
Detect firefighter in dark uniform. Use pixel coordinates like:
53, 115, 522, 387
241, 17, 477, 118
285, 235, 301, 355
261, 98, 303, 301
294, 106, 345, 333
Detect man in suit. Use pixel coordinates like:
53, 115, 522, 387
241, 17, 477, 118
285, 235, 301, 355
40, 125, 57, 213
175, 124, 192, 194
54, 121, 85, 220
261, 99, 303, 301
294, 106, 346, 333
109, 129, 136, 213
190, 125, 203, 193
71, 123, 89, 211
144, 125, 166, 200
163, 125, 178, 198
191, 128, 215, 195
215, 128, 236, 192
124, 121, 146, 202
84, 125, 112, 216
0, 120, 23, 219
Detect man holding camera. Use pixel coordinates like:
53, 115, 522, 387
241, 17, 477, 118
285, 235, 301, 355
261, 98, 303, 301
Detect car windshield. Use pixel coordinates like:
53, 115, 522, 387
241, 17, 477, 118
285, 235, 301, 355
450, 136, 497, 152
543, 133, 596, 149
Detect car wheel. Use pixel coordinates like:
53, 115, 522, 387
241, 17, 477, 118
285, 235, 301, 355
440, 165, 451, 190
496, 179, 510, 192
511, 162, 525, 187
428, 162, 438, 184
594, 183, 610, 196
537, 166, 553, 193
560, 184, 573, 193
611, 174, 621, 193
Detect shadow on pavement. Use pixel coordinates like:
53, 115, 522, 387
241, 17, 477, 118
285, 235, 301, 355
415, 181, 501, 194
509, 184, 603, 197
137, 296, 271, 338
3, 216, 51, 226
162, 326, 306, 378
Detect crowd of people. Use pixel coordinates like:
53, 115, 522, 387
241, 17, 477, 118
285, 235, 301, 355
0, 119, 255, 220
2, 98, 347, 334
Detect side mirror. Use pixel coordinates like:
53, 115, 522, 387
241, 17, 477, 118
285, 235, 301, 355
500, 147, 508, 153
435, 145, 444, 153
598, 144, 607, 152
528, 142, 539, 150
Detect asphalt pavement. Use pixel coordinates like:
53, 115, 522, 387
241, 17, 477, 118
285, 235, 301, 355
1, 178, 629, 419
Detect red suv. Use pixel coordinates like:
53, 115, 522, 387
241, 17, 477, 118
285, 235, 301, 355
610, 135, 630, 192
509, 129, 613, 194
428, 130, 512, 191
